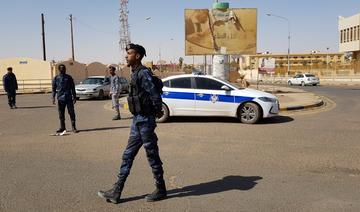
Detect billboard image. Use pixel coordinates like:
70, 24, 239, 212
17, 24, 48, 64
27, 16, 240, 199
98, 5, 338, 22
185, 8, 257, 55
258, 58, 276, 74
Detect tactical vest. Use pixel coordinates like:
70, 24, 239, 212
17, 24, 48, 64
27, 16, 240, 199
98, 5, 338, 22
127, 67, 154, 115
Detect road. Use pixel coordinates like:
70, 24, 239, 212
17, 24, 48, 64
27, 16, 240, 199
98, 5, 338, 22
0, 85, 359, 212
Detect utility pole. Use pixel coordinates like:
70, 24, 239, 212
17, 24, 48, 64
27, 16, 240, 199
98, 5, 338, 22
41, 13, 46, 61
69, 14, 75, 61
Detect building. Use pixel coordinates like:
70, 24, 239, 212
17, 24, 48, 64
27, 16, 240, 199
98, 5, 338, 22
339, 13, 360, 60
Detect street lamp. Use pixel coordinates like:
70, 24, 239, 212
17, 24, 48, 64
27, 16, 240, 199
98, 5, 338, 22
266, 13, 291, 76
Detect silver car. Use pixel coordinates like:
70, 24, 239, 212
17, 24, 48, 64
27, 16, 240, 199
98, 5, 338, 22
287, 73, 320, 86
76, 76, 110, 99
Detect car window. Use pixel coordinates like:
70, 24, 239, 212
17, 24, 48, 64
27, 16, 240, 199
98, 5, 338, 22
83, 78, 103, 85
169, 77, 192, 89
305, 74, 315, 77
163, 80, 170, 87
195, 77, 226, 90
298, 75, 304, 78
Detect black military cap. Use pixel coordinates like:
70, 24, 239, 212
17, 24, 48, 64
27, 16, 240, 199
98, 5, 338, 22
126, 43, 146, 57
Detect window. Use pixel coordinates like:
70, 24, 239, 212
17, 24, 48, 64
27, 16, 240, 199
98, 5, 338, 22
169, 77, 192, 89
340, 30, 343, 43
163, 80, 170, 87
195, 77, 227, 90
358, 25, 360, 40
350, 27, 353, 41
305, 74, 315, 77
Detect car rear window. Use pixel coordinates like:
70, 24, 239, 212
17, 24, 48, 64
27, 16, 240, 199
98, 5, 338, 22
169, 77, 192, 89
305, 74, 315, 77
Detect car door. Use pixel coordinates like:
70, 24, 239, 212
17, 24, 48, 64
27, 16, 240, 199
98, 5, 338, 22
194, 77, 235, 116
162, 77, 195, 116
297, 74, 305, 85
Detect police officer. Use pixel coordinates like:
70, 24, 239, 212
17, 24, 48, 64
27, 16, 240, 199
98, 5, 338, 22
98, 43, 166, 203
52, 64, 78, 133
108, 65, 121, 120
3, 67, 18, 109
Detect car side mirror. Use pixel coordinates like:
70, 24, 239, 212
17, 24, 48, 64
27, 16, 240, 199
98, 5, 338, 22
221, 85, 231, 91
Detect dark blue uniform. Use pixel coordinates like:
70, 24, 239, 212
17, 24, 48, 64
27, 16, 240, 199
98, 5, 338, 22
3, 72, 18, 108
52, 73, 77, 128
118, 65, 164, 185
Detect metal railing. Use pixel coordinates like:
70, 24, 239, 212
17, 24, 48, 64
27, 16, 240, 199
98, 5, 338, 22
0, 79, 52, 94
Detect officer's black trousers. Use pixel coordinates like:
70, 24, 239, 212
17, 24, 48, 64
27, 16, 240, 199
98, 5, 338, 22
57, 100, 76, 125
7, 91, 16, 107
118, 115, 165, 185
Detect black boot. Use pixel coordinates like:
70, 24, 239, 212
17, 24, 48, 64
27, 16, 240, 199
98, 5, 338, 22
56, 121, 66, 133
145, 182, 167, 202
98, 181, 124, 204
72, 121, 78, 133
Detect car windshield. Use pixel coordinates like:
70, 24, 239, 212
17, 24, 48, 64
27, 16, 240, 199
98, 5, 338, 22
305, 74, 315, 77
82, 78, 104, 85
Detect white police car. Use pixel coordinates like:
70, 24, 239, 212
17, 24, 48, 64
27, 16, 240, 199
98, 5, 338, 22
157, 74, 279, 124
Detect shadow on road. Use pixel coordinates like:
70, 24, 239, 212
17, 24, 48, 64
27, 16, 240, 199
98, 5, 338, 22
257, 115, 294, 124
17, 105, 55, 109
120, 175, 262, 203
78, 126, 129, 133
162, 116, 293, 125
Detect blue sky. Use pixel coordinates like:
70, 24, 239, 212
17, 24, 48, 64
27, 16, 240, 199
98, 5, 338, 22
0, 0, 359, 64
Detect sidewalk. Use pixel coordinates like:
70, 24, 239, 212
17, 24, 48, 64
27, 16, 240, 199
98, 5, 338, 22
252, 85, 324, 111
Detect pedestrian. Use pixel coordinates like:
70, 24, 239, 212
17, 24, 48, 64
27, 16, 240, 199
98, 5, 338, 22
98, 43, 166, 204
52, 64, 78, 133
2, 67, 18, 109
108, 65, 122, 120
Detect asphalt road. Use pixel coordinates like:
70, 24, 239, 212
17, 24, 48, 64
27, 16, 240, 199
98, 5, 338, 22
0, 85, 359, 212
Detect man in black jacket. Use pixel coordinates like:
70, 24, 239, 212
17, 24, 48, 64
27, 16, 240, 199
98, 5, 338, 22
98, 43, 166, 204
3, 67, 18, 109
52, 64, 78, 133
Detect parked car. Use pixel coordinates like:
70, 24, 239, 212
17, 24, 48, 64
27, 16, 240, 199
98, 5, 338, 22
287, 73, 320, 86
156, 74, 279, 124
75, 76, 129, 99
75, 76, 110, 99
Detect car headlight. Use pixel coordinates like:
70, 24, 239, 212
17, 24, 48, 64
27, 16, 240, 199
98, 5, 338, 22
259, 97, 278, 103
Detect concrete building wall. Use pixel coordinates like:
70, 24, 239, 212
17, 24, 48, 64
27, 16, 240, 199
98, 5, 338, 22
338, 13, 360, 54
0, 58, 52, 91
86, 62, 108, 77
54, 60, 87, 84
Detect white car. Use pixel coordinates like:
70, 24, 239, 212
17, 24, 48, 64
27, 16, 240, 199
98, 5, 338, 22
287, 73, 320, 86
75, 76, 111, 99
157, 74, 279, 124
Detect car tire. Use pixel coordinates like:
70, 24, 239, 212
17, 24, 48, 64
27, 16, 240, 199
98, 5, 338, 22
288, 81, 292, 86
301, 81, 305, 86
313, 84, 317, 86
238, 102, 261, 124
156, 103, 170, 123
98, 89, 105, 99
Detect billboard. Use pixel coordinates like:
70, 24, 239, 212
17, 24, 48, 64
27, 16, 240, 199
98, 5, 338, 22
258, 58, 276, 74
185, 8, 257, 55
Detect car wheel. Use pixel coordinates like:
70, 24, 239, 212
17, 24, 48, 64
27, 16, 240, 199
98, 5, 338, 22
98, 89, 105, 99
301, 81, 305, 86
287, 81, 292, 86
156, 103, 170, 123
238, 102, 261, 124
313, 84, 317, 86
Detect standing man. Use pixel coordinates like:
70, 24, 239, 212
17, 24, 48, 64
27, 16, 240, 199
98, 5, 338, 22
98, 43, 166, 203
3, 67, 18, 109
52, 64, 78, 133
108, 65, 122, 120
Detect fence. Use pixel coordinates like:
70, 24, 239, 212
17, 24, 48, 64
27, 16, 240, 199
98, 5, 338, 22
0, 79, 52, 94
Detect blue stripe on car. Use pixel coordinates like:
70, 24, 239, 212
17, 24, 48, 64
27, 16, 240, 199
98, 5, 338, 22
162, 91, 254, 103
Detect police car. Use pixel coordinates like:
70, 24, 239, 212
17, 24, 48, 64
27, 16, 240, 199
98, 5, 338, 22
157, 74, 279, 124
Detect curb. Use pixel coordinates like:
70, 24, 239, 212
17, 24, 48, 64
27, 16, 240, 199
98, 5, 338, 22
279, 99, 324, 111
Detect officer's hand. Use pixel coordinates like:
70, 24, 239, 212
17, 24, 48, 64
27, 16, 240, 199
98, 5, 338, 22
52, 98, 56, 105
73, 98, 77, 105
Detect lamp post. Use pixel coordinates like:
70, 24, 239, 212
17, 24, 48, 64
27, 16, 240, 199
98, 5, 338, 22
266, 13, 291, 76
